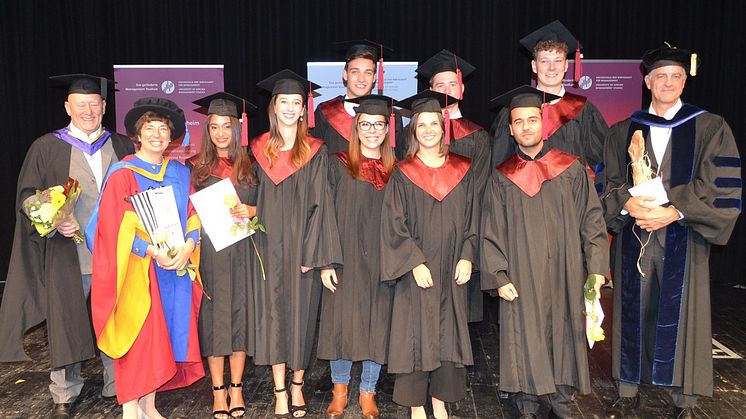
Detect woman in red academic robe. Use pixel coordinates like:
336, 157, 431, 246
381, 91, 478, 419
189, 92, 259, 419
87, 97, 203, 419
251, 70, 342, 418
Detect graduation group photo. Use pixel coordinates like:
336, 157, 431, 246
1, 1, 745, 419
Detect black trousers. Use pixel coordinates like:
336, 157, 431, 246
617, 234, 697, 409
392, 361, 467, 407
514, 385, 575, 417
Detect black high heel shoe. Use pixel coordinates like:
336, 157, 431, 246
290, 380, 308, 418
211, 385, 230, 419
274, 387, 291, 418
228, 382, 246, 417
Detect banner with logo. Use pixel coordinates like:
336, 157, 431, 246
307, 61, 419, 108
533, 59, 644, 126
113, 65, 224, 161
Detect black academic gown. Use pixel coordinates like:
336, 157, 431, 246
0, 132, 133, 369
249, 133, 342, 370
381, 153, 478, 374
312, 96, 408, 160
603, 105, 741, 397
317, 154, 394, 364
491, 92, 608, 177
481, 148, 609, 396
448, 117, 492, 323
190, 164, 258, 357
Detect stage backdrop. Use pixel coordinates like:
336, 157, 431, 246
532, 59, 644, 126
114, 64, 225, 162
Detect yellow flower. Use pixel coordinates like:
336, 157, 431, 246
49, 189, 66, 209
153, 228, 169, 245
589, 325, 605, 342
224, 194, 239, 209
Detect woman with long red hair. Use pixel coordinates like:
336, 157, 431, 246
251, 70, 342, 418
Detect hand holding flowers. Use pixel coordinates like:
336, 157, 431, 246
22, 178, 84, 243
583, 274, 606, 347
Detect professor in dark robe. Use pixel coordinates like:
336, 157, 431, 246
0, 74, 134, 418
602, 46, 741, 419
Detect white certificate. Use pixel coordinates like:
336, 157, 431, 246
189, 178, 253, 252
628, 176, 670, 206
130, 185, 185, 249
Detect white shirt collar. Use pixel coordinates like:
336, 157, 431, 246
68, 123, 102, 141
648, 99, 683, 120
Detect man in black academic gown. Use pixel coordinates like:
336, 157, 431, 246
0, 74, 134, 418
481, 86, 609, 419
416, 49, 492, 323
491, 20, 608, 191
311, 40, 407, 160
603, 46, 741, 419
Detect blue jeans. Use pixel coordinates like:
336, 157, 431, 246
330, 359, 382, 393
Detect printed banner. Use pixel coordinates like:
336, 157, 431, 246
533, 59, 644, 126
113, 65, 224, 162
307, 61, 419, 109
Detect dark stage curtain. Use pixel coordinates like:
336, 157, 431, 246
0, 0, 744, 286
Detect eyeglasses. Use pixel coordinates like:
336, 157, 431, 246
357, 121, 387, 132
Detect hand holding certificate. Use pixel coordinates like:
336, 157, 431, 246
190, 178, 266, 279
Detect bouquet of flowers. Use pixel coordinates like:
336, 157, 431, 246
583, 274, 606, 348
224, 193, 266, 280
22, 177, 84, 244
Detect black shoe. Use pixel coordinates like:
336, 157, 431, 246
52, 403, 72, 419
313, 367, 332, 393
605, 395, 640, 419
549, 411, 575, 419
675, 407, 695, 419
376, 369, 394, 396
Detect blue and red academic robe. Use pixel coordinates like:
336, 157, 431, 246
87, 155, 204, 403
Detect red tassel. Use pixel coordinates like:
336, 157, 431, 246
241, 112, 249, 147
456, 67, 463, 100
389, 111, 396, 148
378, 57, 384, 95
444, 108, 451, 145
574, 47, 582, 83
307, 82, 315, 129
541, 103, 550, 141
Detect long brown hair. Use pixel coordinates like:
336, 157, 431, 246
347, 113, 395, 178
191, 114, 255, 188
263, 95, 311, 168
405, 111, 448, 159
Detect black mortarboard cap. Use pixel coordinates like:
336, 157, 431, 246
124, 97, 186, 140
489, 85, 560, 111
256, 69, 321, 98
395, 90, 460, 115
333, 39, 393, 62
347, 94, 394, 117
49, 73, 116, 100
193, 92, 257, 118
416, 49, 476, 81
641, 43, 700, 76
519, 20, 580, 55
